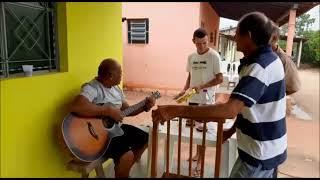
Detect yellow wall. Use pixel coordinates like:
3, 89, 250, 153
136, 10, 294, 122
0, 2, 122, 177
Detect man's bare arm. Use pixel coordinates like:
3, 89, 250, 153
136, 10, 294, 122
121, 96, 155, 117
70, 95, 120, 120
154, 97, 244, 123
196, 73, 223, 91
121, 100, 145, 117
152, 97, 243, 142
174, 73, 191, 99
183, 73, 191, 91
177, 97, 243, 120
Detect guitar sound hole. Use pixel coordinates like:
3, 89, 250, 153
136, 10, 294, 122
102, 117, 116, 129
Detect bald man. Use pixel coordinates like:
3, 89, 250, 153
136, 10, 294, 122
69, 58, 155, 178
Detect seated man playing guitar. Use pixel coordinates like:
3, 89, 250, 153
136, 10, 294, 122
69, 58, 155, 178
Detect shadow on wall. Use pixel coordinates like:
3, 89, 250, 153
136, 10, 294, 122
51, 88, 80, 165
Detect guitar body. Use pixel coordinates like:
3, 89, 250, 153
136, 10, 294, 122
62, 113, 124, 162
60, 91, 161, 162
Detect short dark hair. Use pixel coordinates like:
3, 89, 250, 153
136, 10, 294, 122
193, 28, 208, 39
98, 58, 119, 78
237, 12, 273, 46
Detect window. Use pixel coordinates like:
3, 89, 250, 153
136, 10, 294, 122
0, 2, 58, 78
127, 18, 149, 44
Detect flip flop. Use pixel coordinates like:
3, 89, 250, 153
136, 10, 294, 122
196, 126, 208, 132
193, 161, 202, 177
187, 155, 199, 162
186, 119, 195, 127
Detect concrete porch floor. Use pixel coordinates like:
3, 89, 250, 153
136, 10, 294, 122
100, 68, 319, 178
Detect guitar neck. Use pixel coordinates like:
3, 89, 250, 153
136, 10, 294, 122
121, 99, 146, 117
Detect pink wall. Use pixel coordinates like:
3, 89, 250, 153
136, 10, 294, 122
122, 2, 219, 93
200, 2, 220, 50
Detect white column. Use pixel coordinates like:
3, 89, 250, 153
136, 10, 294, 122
286, 6, 298, 56
297, 39, 303, 68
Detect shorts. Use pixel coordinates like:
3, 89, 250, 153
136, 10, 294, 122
189, 102, 199, 106
230, 157, 275, 178
103, 124, 148, 164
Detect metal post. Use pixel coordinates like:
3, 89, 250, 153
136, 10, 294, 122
45, 5, 52, 71
297, 39, 303, 68
0, 2, 4, 77
286, 4, 298, 56
1, 3, 9, 77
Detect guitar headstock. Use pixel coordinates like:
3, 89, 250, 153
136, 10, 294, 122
151, 91, 161, 99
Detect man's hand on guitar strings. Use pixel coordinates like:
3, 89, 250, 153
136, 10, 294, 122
107, 106, 123, 123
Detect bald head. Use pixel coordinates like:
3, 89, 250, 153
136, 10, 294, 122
98, 58, 120, 79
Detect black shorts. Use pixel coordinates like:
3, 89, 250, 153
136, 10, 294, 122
103, 124, 148, 163
189, 102, 199, 106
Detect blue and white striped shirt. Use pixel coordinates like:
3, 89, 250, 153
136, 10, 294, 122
231, 45, 287, 170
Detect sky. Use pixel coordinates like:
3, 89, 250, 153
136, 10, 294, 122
219, 5, 320, 31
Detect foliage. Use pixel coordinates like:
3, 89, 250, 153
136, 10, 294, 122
301, 30, 320, 65
278, 13, 319, 66
279, 14, 315, 36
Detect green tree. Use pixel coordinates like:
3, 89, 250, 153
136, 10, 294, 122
296, 14, 315, 36
301, 30, 320, 66
278, 13, 318, 66
279, 14, 315, 36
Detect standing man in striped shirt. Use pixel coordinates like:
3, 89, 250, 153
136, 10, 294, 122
152, 11, 287, 178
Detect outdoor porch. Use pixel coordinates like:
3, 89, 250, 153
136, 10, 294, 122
96, 66, 320, 178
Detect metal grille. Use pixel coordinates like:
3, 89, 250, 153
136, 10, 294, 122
0, 2, 58, 78
127, 18, 149, 44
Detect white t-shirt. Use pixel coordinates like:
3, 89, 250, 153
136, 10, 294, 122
186, 48, 221, 104
80, 78, 125, 109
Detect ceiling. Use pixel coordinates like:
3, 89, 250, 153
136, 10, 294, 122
209, 2, 319, 26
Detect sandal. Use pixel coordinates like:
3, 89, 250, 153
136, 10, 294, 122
196, 125, 208, 132
193, 160, 202, 177
187, 154, 199, 162
186, 119, 195, 127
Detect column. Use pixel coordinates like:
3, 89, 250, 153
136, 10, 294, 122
286, 6, 298, 56
297, 39, 303, 68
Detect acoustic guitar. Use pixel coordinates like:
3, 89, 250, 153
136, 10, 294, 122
61, 91, 161, 162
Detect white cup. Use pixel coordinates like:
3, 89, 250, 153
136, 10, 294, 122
22, 65, 33, 77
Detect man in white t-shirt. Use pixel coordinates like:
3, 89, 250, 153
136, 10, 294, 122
69, 59, 155, 178
174, 28, 223, 176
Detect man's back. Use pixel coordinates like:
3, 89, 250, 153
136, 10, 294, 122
275, 46, 301, 95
